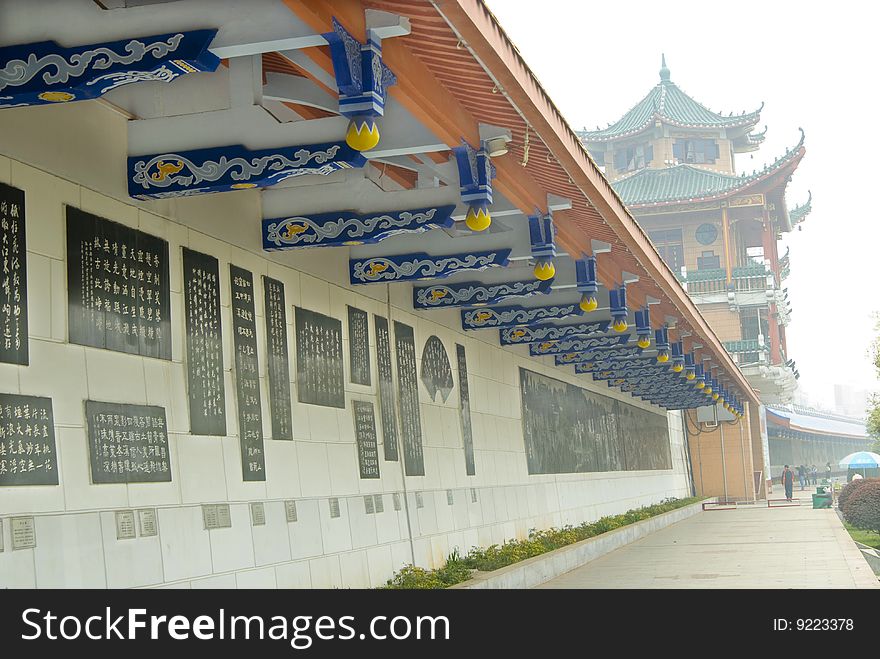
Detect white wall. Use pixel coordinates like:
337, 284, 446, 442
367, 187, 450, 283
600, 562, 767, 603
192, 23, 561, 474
0, 100, 691, 589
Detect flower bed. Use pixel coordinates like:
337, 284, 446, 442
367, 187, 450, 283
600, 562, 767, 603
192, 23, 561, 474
382, 496, 703, 589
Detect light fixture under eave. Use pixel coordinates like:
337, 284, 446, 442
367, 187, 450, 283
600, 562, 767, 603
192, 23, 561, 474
485, 136, 510, 157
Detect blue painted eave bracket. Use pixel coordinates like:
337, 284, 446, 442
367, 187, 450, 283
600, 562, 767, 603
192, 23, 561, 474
0, 29, 218, 108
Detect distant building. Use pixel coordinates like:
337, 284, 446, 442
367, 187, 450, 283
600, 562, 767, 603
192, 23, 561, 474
766, 405, 871, 476
580, 56, 810, 405
833, 384, 869, 419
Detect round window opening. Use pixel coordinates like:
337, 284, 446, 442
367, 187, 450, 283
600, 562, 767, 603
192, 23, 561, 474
695, 223, 718, 245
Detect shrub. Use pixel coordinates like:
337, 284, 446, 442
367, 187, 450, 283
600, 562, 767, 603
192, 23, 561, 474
842, 480, 880, 535
838, 477, 876, 512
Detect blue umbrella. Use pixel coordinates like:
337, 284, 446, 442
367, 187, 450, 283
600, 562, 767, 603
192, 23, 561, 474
839, 451, 880, 469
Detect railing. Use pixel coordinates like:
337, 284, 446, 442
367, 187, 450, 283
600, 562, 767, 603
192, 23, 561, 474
679, 265, 773, 295
723, 339, 770, 365
683, 268, 726, 294
732, 265, 771, 292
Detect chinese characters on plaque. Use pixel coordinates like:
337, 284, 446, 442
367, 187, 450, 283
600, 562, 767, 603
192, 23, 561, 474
0, 394, 57, 485
66, 208, 171, 360
394, 321, 424, 476
456, 344, 476, 476
85, 401, 171, 483
0, 183, 27, 365
374, 315, 398, 462
263, 276, 292, 440
230, 265, 265, 481
347, 305, 371, 386
183, 248, 226, 435
294, 307, 344, 408
352, 400, 380, 479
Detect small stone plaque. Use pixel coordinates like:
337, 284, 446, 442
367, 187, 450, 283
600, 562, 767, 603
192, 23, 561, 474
415, 491, 424, 509
328, 498, 340, 519
364, 495, 374, 515
250, 502, 266, 526
285, 500, 298, 523
10, 516, 35, 550
446, 490, 454, 506
392, 492, 401, 511
115, 510, 136, 540
374, 494, 384, 514
202, 504, 232, 530
138, 509, 158, 537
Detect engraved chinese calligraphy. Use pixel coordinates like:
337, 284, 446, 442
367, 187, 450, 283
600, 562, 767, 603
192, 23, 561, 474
0, 394, 57, 485
519, 368, 671, 475
182, 248, 226, 435
394, 322, 424, 476
456, 345, 475, 476
230, 265, 265, 481
347, 305, 370, 386
263, 276, 292, 440
66, 207, 170, 359
0, 183, 27, 365
85, 400, 171, 483
294, 307, 344, 408
374, 315, 398, 462
420, 335, 453, 402
352, 400, 380, 479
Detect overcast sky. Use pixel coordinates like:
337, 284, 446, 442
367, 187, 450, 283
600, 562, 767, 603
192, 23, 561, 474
486, 0, 879, 411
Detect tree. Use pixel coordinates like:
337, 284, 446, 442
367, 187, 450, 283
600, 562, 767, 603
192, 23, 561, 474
869, 315, 880, 452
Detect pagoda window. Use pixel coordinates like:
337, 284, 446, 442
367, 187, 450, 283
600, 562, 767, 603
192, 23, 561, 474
648, 228, 684, 271
673, 138, 719, 164
697, 250, 721, 270
613, 142, 653, 172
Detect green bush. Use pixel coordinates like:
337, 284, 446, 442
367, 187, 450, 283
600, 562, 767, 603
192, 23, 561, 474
838, 478, 875, 512
842, 480, 880, 535
381, 496, 702, 589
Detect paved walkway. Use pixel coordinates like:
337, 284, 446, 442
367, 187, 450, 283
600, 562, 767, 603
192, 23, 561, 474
538, 492, 879, 589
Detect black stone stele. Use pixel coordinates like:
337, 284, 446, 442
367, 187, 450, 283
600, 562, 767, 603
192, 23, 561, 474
420, 335, 453, 402
295, 307, 345, 408
263, 276, 292, 440
352, 400, 381, 479
0, 394, 57, 486
85, 400, 171, 483
394, 321, 424, 476
0, 183, 28, 365
456, 344, 476, 476
230, 265, 265, 482
519, 368, 671, 475
374, 315, 398, 461
66, 207, 171, 360
182, 247, 226, 435
347, 305, 371, 386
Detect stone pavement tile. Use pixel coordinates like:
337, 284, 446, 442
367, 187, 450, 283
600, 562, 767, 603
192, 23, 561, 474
537, 503, 879, 589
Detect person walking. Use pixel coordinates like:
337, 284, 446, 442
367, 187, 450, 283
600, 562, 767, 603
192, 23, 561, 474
811, 465, 818, 486
825, 461, 832, 482
781, 465, 794, 502
797, 464, 806, 491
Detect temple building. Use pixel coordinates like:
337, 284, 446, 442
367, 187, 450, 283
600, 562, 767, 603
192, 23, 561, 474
1, 1, 768, 588
580, 57, 809, 405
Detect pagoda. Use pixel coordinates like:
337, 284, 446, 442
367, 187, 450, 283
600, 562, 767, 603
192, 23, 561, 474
580, 56, 810, 404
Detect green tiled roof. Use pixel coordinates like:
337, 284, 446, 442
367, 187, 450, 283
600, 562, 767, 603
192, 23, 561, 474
613, 129, 805, 206
789, 191, 812, 225
579, 57, 763, 142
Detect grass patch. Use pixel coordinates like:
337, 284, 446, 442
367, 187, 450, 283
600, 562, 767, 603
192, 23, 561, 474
382, 496, 703, 589
844, 522, 880, 550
